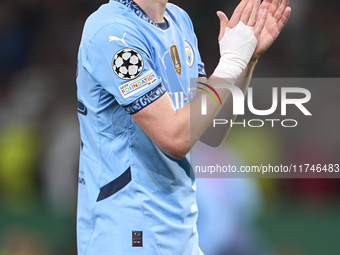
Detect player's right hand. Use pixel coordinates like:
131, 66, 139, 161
217, 0, 268, 42
213, 0, 267, 81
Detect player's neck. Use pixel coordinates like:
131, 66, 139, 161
134, 0, 167, 23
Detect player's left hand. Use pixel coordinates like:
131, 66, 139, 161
251, 0, 291, 61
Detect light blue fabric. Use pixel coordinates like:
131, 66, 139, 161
76, 0, 206, 254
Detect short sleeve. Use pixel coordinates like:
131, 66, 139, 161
83, 23, 166, 114
197, 57, 206, 77
192, 29, 206, 77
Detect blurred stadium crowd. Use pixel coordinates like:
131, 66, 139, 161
0, 0, 339, 254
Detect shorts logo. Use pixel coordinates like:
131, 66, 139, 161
132, 231, 143, 247
184, 41, 194, 67
112, 48, 143, 80
170, 45, 182, 75
119, 69, 158, 98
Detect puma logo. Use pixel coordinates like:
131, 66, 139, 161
109, 33, 128, 47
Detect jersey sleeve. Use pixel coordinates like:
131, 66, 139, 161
83, 23, 167, 114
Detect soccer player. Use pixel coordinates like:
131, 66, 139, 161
76, 0, 290, 254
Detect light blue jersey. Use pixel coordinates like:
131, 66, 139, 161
76, 0, 206, 254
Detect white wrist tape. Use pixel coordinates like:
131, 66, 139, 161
212, 21, 258, 82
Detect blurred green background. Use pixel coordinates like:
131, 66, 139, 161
0, 0, 339, 254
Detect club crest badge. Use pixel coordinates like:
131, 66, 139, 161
170, 45, 182, 75
184, 41, 194, 67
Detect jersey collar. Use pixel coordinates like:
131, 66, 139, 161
111, 0, 165, 29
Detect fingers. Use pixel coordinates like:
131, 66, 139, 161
274, 0, 289, 21
263, 0, 273, 4
247, 0, 261, 27
271, 0, 281, 9
229, 0, 249, 27
228, 0, 267, 29
240, 0, 255, 25
259, 0, 272, 13
217, 11, 229, 41
254, 9, 268, 38
277, 7, 291, 32
268, 0, 281, 15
